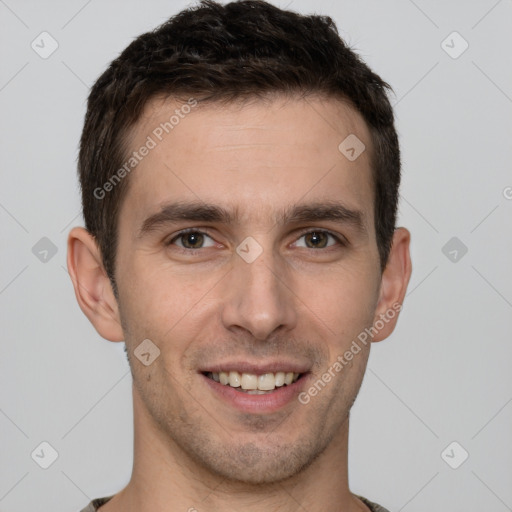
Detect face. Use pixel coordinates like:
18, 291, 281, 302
114, 94, 382, 484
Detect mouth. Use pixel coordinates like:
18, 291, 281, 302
199, 361, 312, 413
202, 370, 305, 394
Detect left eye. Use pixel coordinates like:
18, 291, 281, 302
294, 230, 340, 249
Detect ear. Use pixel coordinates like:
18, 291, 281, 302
371, 227, 412, 342
67, 227, 124, 342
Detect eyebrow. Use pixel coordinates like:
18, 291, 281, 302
138, 199, 368, 238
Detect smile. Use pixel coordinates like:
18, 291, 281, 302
203, 371, 302, 394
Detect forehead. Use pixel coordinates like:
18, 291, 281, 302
119, 94, 375, 232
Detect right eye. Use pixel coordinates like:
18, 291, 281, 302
166, 229, 218, 251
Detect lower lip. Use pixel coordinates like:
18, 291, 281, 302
200, 373, 310, 414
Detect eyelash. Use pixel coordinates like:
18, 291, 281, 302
166, 227, 346, 253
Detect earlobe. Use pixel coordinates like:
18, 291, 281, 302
67, 227, 124, 342
371, 227, 412, 343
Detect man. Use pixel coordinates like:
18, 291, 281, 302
67, 0, 412, 510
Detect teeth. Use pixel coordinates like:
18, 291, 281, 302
258, 373, 275, 390
208, 371, 302, 391
274, 372, 285, 387
228, 371, 241, 387
241, 373, 258, 390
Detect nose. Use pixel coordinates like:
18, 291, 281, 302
221, 245, 298, 341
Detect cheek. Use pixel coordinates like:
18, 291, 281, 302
117, 255, 216, 349
294, 262, 378, 336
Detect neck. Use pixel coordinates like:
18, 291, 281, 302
102, 384, 367, 512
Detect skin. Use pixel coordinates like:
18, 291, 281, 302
67, 94, 412, 512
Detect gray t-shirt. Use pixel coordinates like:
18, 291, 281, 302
79, 494, 391, 511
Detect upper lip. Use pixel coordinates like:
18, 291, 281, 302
200, 360, 311, 375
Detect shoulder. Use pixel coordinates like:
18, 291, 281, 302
79, 496, 115, 512
356, 494, 392, 512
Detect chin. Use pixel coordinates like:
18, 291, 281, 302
195, 438, 325, 486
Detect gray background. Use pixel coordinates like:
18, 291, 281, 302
1, 0, 511, 511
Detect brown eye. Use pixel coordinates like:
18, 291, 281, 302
304, 231, 329, 248
167, 230, 216, 250
180, 232, 205, 249
294, 230, 342, 249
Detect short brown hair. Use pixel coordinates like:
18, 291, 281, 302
78, 0, 400, 293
